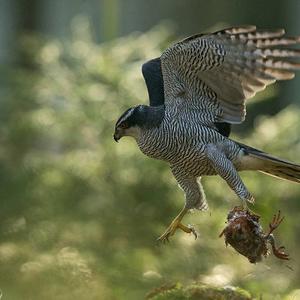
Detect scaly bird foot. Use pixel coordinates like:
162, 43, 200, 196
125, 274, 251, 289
241, 201, 258, 217
157, 221, 197, 243
157, 208, 198, 243
156, 220, 178, 243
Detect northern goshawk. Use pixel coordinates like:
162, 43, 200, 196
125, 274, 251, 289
113, 25, 300, 242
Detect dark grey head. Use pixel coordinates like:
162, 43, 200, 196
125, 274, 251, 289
113, 104, 165, 142
113, 105, 145, 142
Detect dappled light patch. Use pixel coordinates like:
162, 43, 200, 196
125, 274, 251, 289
201, 264, 235, 286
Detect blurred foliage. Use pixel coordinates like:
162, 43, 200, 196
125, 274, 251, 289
0, 18, 300, 300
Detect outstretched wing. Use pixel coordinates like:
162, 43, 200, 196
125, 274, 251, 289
161, 25, 300, 124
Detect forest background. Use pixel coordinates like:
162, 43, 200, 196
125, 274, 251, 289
0, 1, 300, 299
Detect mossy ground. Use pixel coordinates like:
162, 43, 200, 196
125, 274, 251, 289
147, 283, 253, 300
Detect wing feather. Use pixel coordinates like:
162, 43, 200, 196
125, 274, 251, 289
161, 25, 300, 124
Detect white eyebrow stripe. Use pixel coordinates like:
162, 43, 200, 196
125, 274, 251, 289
116, 108, 135, 127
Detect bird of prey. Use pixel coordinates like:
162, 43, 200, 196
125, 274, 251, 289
113, 25, 300, 242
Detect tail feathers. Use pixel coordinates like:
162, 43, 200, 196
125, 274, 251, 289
237, 142, 300, 183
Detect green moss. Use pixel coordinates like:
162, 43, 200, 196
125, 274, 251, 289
147, 283, 253, 300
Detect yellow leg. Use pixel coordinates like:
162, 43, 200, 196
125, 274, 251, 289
157, 208, 198, 242
241, 200, 257, 216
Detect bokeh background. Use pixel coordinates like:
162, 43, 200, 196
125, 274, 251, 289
1, 0, 300, 299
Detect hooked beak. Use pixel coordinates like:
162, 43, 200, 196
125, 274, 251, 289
113, 128, 122, 142
113, 133, 119, 143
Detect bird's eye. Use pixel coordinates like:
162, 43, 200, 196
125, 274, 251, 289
120, 123, 128, 129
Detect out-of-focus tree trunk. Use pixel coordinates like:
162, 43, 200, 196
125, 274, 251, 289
101, 0, 119, 40
16, 0, 39, 31
0, 0, 17, 64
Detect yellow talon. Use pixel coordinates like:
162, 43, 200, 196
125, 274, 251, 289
157, 208, 198, 242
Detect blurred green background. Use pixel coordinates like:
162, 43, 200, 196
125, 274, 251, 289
0, 1, 300, 299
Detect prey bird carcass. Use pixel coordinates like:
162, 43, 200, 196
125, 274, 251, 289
219, 207, 289, 263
